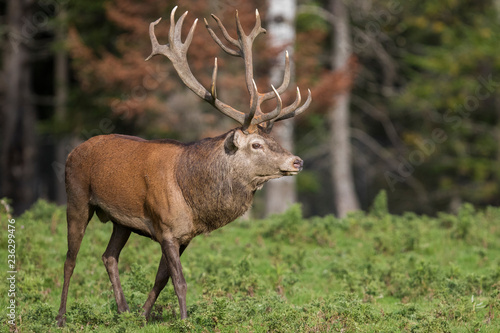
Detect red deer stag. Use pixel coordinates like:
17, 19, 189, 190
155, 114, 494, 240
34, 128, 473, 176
56, 6, 311, 326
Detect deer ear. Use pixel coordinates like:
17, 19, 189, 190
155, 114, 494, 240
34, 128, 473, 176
224, 129, 240, 154
233, 129, 248, 148
224, 129, 247, 154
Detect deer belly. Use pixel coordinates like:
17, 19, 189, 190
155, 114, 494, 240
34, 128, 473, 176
93, 199, 155, 238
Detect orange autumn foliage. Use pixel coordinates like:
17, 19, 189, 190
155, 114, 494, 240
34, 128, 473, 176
68, 0, 351, 134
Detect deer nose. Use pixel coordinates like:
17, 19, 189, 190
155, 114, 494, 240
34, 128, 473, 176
293, 158, 303, 171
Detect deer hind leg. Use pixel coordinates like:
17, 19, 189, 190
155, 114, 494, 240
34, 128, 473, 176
102, 223, 131, 313
143, 243, 189, 320
56, 202, 94, 327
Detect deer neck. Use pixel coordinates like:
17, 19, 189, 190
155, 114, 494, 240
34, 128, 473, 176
175, 134, 254, 231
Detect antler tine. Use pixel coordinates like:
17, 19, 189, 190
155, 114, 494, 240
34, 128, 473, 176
145, 18, 166, 61
249, 9, 267, 41
278, 87, 302, 118
261, 88, 311, 133
169, 6, 178, 45
173, 10, 189, 44
276, 51, 291, 94
252, 85, 282, 124
146, 6, 198, 61
235, 9, 266, 43
290, 89, 312, 117
212, 14, 239, 46
276, 89, 312, 122
204, 16, 240, 57
235, 10, 245, 40
262, 51, 291, 101
210, 58, 218, 99
206, 9, 266, 58
180, 12, 198, 51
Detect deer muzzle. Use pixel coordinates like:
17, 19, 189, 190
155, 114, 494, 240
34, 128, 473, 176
280, 156, 303, 176
293, 158, 304, 171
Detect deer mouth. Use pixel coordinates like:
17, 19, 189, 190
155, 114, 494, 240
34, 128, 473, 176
280, 170, 300, 176
280, 166, 302, 176
280, 158, 303, 176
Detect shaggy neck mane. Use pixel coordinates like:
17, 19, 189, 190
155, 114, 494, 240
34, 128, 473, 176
175, 131, 254, 231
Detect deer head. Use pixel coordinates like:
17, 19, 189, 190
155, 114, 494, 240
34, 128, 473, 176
223, 127, 304, 190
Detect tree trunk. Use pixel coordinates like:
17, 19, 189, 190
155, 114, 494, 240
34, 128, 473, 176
53, 8, 69, 205
1, 0, 37, 214
329, 0, 360, 217
265, 0, 298, 216
494, 0, 500, 195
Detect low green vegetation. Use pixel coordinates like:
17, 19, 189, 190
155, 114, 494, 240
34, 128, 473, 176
1, 193, 499, 332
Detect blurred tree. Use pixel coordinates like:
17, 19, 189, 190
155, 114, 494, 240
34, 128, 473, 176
264, 0, 299, 215
53, 7, 69, 205
294, 1, 361, 217
385, 0, 500, 212
1, 0, 37, 214
328, 0, 360, 217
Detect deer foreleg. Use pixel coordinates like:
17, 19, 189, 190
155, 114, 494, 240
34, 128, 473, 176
142, 254, 168, 319
161, 238, 188, 319
143, 243, 189, 319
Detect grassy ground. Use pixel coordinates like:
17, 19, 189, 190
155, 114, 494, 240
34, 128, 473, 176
0, 193, 499, 332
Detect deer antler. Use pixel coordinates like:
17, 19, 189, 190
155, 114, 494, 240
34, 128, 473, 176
146, 6, 311, 134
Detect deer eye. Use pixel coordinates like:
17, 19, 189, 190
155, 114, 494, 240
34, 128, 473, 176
252, 143, 263, 150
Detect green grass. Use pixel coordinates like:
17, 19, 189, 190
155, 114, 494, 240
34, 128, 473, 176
1, 193, 499, 332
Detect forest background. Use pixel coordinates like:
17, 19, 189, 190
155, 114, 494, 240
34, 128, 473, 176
2, 0, 500, 218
